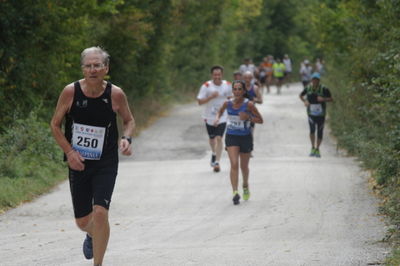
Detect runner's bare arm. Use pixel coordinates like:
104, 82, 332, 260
50, 85, 85, 171
299, 92, 309, 106
248, 102, 263, 124
112, 86, 135, 156
214, 101, 228, 126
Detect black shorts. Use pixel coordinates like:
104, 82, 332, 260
225, 134, 253, 153
68, 158, 118, 218
206, 122, 226, 139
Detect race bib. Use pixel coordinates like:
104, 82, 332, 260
227, 115, 245, 131
72, 123, 106, 160
309, 104, 323, 116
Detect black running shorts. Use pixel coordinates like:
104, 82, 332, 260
68, 158, 118, 218
225, 134, 253, 153
205, 122, 226, 139
308, 115, 325, 139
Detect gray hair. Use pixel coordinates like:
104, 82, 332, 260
81, 46, 110, 66
243, 71, 253, 77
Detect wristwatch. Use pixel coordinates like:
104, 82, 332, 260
121, 136, 132, 144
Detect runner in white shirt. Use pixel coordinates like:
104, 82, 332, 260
197, 65, 232, 172
239, 58, 257, 76
283, 54, 292, 88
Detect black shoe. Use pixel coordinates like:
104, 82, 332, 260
232, 192, 240, 205
213, 163, 220, 172
210, 154, 216, 167
83, 234, 93, 260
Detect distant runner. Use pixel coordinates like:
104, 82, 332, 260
315, 58, 325, 75
215, 80, 263, 205
300, 59, 313, 88
283, 54, 292, 87
233, 70, 243, 81
50, 46, 135, 266
197, 65, 232, 172
239, 58, 257, 75
299, 72, 333, 158
261, 55, 274, 93
243, 71, 262, 104
273, 58, 286, 94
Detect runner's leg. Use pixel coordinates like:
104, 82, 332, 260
240, 152, 251, 188
215, 136, 223, 162
206, 123, 217, 157
75, 207, 109, 265
308, 116, 316, 148
92, 205, 109, 266
227, 146, 240, 192
316, 117, 325, 149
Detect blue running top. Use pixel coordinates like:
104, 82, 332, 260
247, 84, 256, 101
226, 99, 251, 136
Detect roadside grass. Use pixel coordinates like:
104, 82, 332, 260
0, 91, 196, 213
385, 248, 400, 266
0, 110, 66, 213
0, 172, 65, 214
324, 68, 400, 264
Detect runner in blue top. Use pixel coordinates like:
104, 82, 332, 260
215, 80, 263, 205
243, 71, 262, 104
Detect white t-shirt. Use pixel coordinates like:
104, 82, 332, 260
239, 64, 256, 75
300, 65, 313, 81
197, 80, 232, 125
283, 58, 292, 72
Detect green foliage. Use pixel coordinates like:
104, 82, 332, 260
0, 109, 64, 210
0, 109, 63, 179
303, 1, 400, 258
386, 248, 400, 266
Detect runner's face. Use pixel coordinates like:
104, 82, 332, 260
233, 74, 242, 80
232, 82, 244, 98
244, 74, 252, 84
312, 78, 320, 87
82, 53, 108, 83
212, 69, 222, 85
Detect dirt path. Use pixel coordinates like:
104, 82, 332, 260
0, 83, 389, 265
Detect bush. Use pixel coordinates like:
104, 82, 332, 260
0, 110, 64, 210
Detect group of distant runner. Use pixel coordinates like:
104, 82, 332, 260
49, 47, 332, 265
196, 55, 332, 206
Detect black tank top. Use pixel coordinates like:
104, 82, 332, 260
65, 81, 118, 161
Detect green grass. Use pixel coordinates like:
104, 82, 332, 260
0, 172, 65, 213
385, 248, 400, 266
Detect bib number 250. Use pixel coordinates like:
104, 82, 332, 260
76, 136, 98, 148
72, 123, 105, 160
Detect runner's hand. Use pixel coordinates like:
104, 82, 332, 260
120, 139, 132, 156
213, 118, 220, 126
317, 96, 325, 102
239, 112, 250, 120
210, 91, 219, 99
67, 150, 85, 171
304, 100, 310, 107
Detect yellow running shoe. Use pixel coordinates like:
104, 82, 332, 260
243, 187, 250, 201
